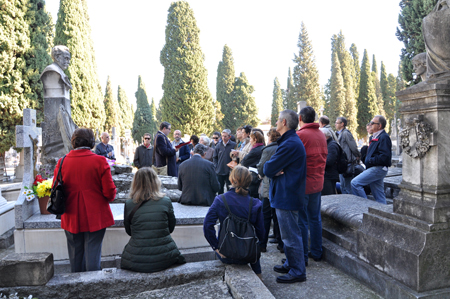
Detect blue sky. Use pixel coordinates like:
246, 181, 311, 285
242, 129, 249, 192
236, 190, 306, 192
45, 0, 403, 120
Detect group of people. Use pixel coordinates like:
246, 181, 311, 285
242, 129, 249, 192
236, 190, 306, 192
56, 108, 392, 284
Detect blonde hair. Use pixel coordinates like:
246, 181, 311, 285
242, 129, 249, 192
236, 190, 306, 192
130, 167, 165, 203
229, 166, 252, 196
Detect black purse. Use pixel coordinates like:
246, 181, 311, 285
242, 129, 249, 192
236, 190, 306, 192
47, 155, 66, 215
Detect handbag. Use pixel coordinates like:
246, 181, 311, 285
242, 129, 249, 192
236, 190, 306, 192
344, 151, 364, 178
227, 160, 238, 169
47, 155, 66, 215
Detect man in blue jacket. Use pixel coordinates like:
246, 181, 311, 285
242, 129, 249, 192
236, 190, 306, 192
351, 115, 392, 204
264, 109, 307, 284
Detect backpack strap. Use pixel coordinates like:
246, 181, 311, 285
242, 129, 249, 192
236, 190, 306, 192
127, 199, 149, 223
221, 194, 232, 216
221, 194, 253, 221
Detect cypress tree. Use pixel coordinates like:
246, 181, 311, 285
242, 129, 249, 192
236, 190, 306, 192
380, 62, 394, 122
284, 68, 296, 110
0, 0, 31, 153
233, 73, 259, 129
54, 0, 105, 130
350, 43, 360, 99
132, 76, 153, 142
357, 50, 379, 137
216, 45, 236, 130
396, 0, 437, 83
25, 0, 53, 124
117, 85, 133, 138
293, 22, 323, 113
103, 76, 120, 136
160, 1, 215, 135
149, 98, 158, 136
331, 31, 358, 137
371, 55, 385, 120
271, 77, 283, 126
329, 52, 346, 124
323, 79, 331, 117
213, 100, 224, 133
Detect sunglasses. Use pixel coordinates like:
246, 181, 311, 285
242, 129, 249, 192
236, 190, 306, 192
213, 137, 219, 139
144, 138, 151, 140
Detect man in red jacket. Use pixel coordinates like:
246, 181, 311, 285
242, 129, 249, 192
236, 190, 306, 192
296, 106, 327, 264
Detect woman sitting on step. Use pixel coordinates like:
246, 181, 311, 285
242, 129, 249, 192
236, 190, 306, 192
121, 167, 185, 273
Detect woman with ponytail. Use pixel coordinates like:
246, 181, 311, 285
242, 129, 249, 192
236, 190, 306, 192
203, 166, 265, 277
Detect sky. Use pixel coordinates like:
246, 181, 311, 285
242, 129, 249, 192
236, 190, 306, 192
45, 0, 404, 121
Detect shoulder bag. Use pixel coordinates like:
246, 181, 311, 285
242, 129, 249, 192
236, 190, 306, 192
47, 155, 66, 215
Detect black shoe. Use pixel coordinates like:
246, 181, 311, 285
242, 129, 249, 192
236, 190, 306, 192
261, 247, 267, 253
308, 252, 322, 262
276, 273, 307, 283
269, 239, 278, 244
281, 258, 308, 267
277, 245, 284, 253
268, 234, 275, 238
273, 265, 290, 273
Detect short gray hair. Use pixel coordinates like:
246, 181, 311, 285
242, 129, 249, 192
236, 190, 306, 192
222, 129, 231, 136
319, 127, 332, 139
200, 136, 210, 145
193, 144, 207, 156
279, 110, 299, 130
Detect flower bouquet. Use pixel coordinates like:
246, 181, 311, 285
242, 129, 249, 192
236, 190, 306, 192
23, 174, 53, 214
106, 158, 116, 168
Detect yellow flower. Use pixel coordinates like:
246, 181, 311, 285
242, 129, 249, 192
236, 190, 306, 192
36, 179, 53, 198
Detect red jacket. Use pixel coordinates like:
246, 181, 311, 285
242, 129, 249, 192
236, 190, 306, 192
297, 123, 327, 194
52, 149, 116, 234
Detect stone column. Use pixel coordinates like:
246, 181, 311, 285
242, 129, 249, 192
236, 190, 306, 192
357, 81, 450, 293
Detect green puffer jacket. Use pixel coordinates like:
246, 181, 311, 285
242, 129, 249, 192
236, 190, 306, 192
121, 196, 185, 273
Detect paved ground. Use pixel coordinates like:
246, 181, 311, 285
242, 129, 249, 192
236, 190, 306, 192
0, 242, 382, 299
260, 242, 382, 299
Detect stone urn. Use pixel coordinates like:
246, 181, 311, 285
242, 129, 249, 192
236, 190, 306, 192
38, 196, 51, 215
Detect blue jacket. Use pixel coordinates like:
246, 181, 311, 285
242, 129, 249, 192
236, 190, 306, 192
365, 130, 392, 169
178, 144, 191, 163
203, 188, 265, 250
94, 143, 115, 160
263, 129, 306, 211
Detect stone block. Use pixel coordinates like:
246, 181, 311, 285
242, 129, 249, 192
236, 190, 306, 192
225, 265, 275, 299
0, 253, 54, 287
114, 165, 132, 174
160, 176, 178, 189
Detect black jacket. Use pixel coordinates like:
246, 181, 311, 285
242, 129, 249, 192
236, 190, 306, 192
178, 155, 220, 206
213, 140, 236, 176
94, 143, 115, 160
324, 138, 339, 181
365, 130, 392, 169
133, 145, 153, 169
241, 145, 264, 198
154, 131, 177, 176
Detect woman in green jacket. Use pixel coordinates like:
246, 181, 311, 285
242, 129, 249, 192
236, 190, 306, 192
121, 167, 185, 272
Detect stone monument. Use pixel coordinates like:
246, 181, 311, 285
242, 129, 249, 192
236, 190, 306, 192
356, 2, 450, 295
39, 45, 77, 176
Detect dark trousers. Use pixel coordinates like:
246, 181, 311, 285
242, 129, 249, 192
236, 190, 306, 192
322, 179, 338, 195
65, 228, 106, 272
217, 174, 231, 195
260, 197, 283, 248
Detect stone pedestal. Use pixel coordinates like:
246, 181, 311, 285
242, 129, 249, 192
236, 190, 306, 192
357, 81, 450, 294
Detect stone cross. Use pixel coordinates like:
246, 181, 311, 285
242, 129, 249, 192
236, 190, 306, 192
15, 109, 42, 187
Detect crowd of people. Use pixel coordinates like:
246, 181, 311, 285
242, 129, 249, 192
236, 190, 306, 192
56, 107, 392, 283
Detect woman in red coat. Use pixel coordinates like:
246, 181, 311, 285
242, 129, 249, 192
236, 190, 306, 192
52, 128, 116, 272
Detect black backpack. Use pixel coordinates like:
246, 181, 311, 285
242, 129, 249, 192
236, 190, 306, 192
217, 194, 261, 264
336, 143, 348, 174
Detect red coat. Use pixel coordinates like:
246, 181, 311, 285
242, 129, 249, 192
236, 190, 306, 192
297, 123, 328, 195
52, 149, 116, 234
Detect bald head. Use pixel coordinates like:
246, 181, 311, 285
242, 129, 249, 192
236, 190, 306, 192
101, 132, 110, 144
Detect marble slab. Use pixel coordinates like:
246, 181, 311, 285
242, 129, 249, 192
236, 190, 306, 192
386, 167, 402, 177
23, 202, 210, 229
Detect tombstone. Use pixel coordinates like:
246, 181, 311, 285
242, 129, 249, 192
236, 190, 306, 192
355, 4, 450, 293
297, 101, 307, 114
39, 45, 77, 177
13, 151, 24, 182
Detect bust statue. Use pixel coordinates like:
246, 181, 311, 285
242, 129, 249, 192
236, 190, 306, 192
423, 0, 450, 79
412, 53, 427, 82
40, 45, 72, 98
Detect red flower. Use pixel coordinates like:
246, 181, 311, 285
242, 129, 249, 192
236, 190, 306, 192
33, 174, 45, 186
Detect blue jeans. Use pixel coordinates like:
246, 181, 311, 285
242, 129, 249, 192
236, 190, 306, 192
276, 209, 306, 278
298, 192, 322, 260
351, 166, 388, 204
339, 174, 353, 194
216, 253, 262, 274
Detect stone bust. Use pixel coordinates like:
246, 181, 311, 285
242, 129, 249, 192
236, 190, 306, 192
40, 45, 73, 98
412, 53, 427, 82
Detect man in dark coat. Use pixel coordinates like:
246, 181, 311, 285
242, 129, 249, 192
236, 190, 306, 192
133, 133, 153, 169
178, 144, 220, 206
264, 109, 307, 284
95, 132, 115, 160
213, 129, 236, 194
351, 115, 392, 204
154, 122, 177, 177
